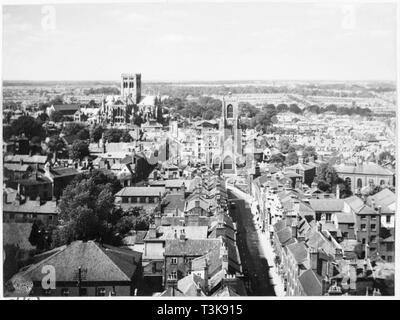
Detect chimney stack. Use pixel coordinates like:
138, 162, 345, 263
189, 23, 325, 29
179, 228, 186, 241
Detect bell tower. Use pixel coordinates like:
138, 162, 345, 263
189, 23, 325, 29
121, 73, 141, 104
219, 94, 242, 174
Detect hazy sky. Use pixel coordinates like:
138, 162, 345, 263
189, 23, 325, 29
2, 2, 397, 81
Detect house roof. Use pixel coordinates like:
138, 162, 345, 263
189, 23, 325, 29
3, 200, 58, 215
3, 223, 36, 251
165, 238, 222, 257
4, 163, 32, 172
344, 195, 364, 212
287, 242, 308, 264
334, 163, 394, 176
53, 104, 80, 112
299, 269, 323, 296
286, 162, 314, 171
276, 227, 293, 246
368, 188, 396, 208
356, 204, 376, 215
336, 212, 356, 224
115, 186, 165, 197
4, 155, 47, 164
49, 167, 79, 178
14, 240, 141, 282
149, 226, 209, 241
309, 199, 344, 212
163, 194, 186, 213
177, 273, 206, 296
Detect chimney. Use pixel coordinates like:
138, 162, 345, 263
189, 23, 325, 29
154, 212, 161, 227
336, 184, 340, 199
179, 228, 186, 241
203, 260, 209, 294
196, 282, 202, 296
310, 248, 318, 273
148, 224, 157, 239
220, 242, 229, 270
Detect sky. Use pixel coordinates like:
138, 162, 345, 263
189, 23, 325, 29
2, 2, 397, 81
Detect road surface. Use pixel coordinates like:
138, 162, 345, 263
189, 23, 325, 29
228, 190, 275, 296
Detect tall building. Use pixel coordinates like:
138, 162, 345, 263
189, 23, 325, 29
121, 73, 141, 104
218, 94, 242, 174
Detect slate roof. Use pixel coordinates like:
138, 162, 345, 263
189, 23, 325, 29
299, 269, 323, 296
4, 155, 48, 164
165, 239, 222, 257
287, 242, 308, 264
335, 163, 394, 176
276, 227, 293, 246
15, 241, 141, 282
309, 199, 344, 212
3, 223, 36, 251
3, 200, 58, 215
344, 195, 364, 212
336, 212, 356, 224
49, 167, 79, 178
4, 163, 32, 172
368, 188, 396, 208
115, 186, 165, 197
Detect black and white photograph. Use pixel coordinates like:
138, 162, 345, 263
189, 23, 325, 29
0, 0, 397, 300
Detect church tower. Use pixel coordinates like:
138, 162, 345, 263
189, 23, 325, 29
121, 73, 141, 104
219, 94, 242, 174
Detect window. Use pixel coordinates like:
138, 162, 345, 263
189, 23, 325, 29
387, 256, 393, 263
195, 200, 200, 208
170, 272, 177, 280
342, 232, 349, 238
148, 197, 154, 203
49, 215, 53, 221
386, 243, 394, 252
226, 104, 234, 118
386, 216, 391, 223
370, 236, 377, 243
371, 224, 376, 231
360, 215, 366, 220
132, 197, 137, 203
96, 288, 106, 296
61, 288, 69, 296
171, 258, 178, 264
140, 197, 146, 203
362, 238, 366, 244
122, 197, 128, 203
357, 178, 362, 189
361, 224, 366, 231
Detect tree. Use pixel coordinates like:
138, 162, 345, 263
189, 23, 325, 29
289, 104, 302, 114
77, 128, 90, 140
91, 125, 104, 143
50, 111, 64, 123
286, 152, 298, 166
302, 146, 318, 161
276, 104, 289, 113
2, 125, 13, 141
36, 112, 49, 123
306, 105, 320, 114
104, 128, 123, 142
69, 140, 89, 160
53, 170, 122, 246
28, 219, 51, 251
269, 153, 285, 166
122, 131, 132, 142
378, 151, 394, 164
47, 135, 66, 155
239, 102, 258, 117
62, 123, 85, 136
316, 163, 339, 193
11, 116, 45, 139
278, 138, 291, 154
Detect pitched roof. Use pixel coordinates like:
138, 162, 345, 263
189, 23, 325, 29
309, 199, 344, 212
165, 239, 222, 257
3, 223, 36, 251
336, 212, 356, 224
287, 242, 308, 264
15, 241, 141, 282
356, 204, 376, 215
4, 155, 48, 164
276, 227, 293, 246
3, 200, 58, 215
344, 195, 364, 212
49, 167, 79, 178
299, 269, 323, 296
334, 163, 394, 176
368, 188, 396, 208
115, 186, 165, 197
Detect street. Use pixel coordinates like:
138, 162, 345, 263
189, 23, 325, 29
228, 190, 275, 296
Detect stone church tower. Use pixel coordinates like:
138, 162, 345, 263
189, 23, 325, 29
218, 94, 242, 174
121, 73, 141, 104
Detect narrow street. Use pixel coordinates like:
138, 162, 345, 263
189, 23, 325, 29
228, 190, 275, 296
